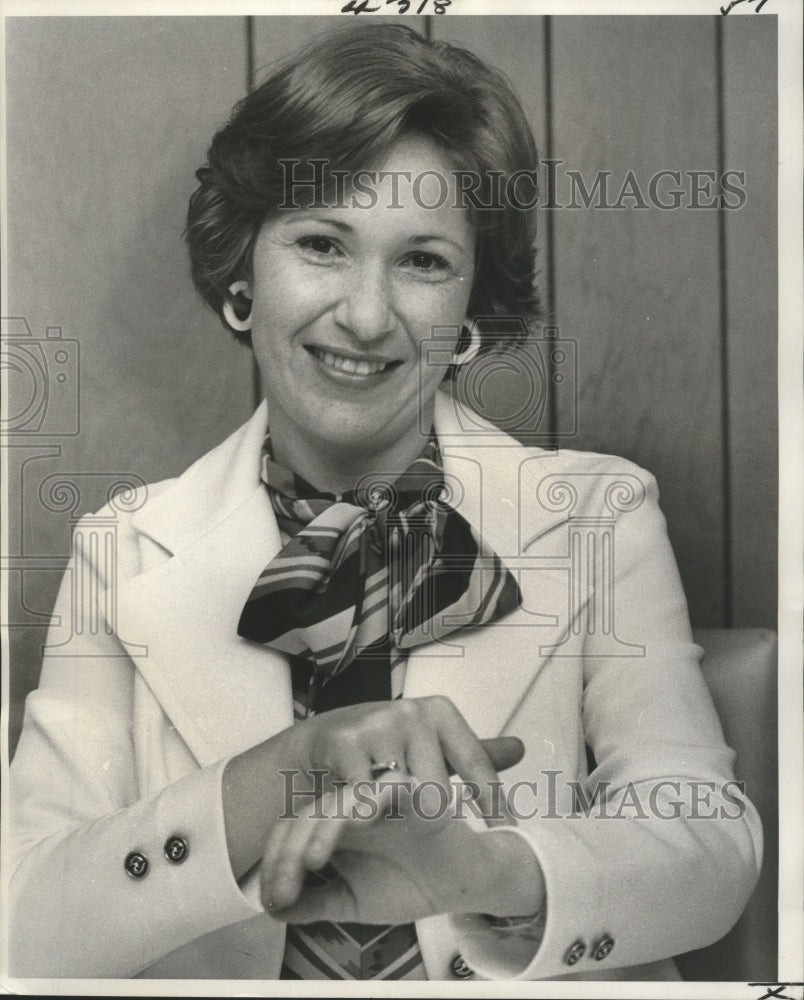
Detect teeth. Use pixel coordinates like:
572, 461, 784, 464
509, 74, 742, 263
314, 349, 389, 376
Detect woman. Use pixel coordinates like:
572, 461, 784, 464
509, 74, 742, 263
9, 23, 761, 982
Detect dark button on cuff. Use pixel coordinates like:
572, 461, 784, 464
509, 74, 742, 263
450, 953, 473, 979
563, 939, 586, 966
164, 835, 189, 864
124, 851, 149, 879
592, 934, 615, 961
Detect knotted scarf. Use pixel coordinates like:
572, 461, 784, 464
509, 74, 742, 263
237, 433, 521, 703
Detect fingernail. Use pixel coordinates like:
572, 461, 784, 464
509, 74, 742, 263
272, 877, 297, 908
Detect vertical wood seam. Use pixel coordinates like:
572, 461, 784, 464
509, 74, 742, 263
246, 15, 262, 412
716, 17, 733, 628
245, 15, 254, 93
543, 16, 557, 442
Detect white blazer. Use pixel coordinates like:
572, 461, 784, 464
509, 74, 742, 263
8, 392, 762, 982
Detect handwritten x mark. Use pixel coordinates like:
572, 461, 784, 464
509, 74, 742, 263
748, 984, 804, 1000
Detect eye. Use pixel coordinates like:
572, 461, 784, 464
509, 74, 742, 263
297, 236, 343, 258
400, 251, 451, 277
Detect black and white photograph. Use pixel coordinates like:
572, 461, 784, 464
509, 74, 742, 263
1, 1, 801, 995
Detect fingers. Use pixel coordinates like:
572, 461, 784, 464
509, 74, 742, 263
423, 697, 515, 826
271, 873, 360, 925
304, 703, 409, 787
404, 724, 450, 794
478, 736, 526, 774
261, 779, 407, 914
296, 698, 525, 830
259, 700, 528, 926
444, 736, 525, 776
261, 788, 349, 912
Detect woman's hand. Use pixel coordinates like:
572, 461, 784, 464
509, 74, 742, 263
222, 695, 522, 884
259, 772, 545, 925
251, 696, 539, 925
295, 695, 519, 818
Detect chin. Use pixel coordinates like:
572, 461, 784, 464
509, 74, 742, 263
319, 425, 386, 453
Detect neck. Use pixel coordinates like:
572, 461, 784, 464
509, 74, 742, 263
268, 407, 438, 495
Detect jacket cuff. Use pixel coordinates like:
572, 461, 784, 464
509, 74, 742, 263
10, 755, 263, 978
153, 755, 264, 919
448, 825, 548, 979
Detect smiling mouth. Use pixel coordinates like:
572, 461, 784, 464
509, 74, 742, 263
307, 347, 400, 377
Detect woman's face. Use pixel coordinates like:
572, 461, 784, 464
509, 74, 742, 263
247, 134, 475, 471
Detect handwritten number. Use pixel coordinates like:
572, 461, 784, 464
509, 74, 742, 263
341, 0, 381, 13
721, 0, 772, 12
348, 0, 451, 11
341, 0, 449, 13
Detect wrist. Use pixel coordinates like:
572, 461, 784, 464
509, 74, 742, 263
222, 723, 308, 880
475, 827, 546, 919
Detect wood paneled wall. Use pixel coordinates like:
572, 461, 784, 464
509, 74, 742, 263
5, 18, 255, 753
423, 15, 777, 630
5, 16, 777, 755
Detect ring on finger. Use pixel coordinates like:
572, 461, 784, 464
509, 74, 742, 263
370, 759, 401, 778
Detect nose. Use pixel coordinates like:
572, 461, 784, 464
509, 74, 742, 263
333, 263, 395, 343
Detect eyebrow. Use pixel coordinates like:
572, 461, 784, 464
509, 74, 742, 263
407, 234, 470, 253
279, 214, 353, 233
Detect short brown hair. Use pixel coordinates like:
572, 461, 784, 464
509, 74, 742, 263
186, 23, 540, 351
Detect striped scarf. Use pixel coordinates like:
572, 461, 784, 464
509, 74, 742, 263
238, 433, 521, 702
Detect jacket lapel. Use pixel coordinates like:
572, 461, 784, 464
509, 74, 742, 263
115, 490, 294, 767
115, 403, 294, 766
402, 395, 569, 738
